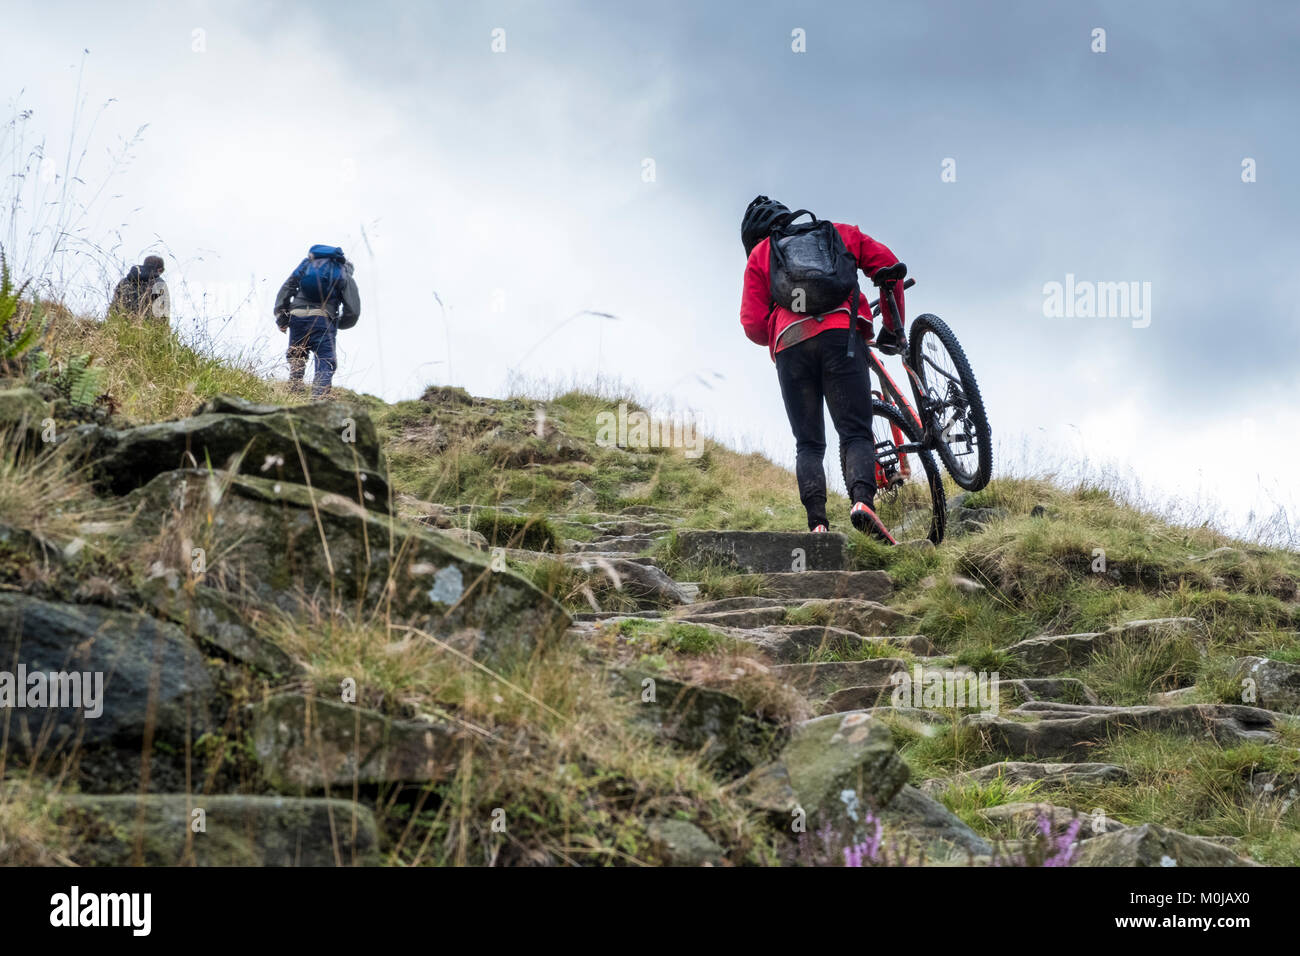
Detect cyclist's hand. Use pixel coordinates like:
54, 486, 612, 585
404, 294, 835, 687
875, 326, 907, 356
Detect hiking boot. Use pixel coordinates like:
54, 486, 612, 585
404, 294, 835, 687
850, 501, 897, 545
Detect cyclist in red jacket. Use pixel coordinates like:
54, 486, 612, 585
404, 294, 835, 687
739, 196, 907, 543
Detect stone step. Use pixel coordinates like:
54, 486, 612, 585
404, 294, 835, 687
995, 678, 1100, 706
962, 704, 1282, 759
675, 530, 849, 574
919, 761, 1131, 795
817, 671, 1099, 714
1007, 618, 1209, 676
754, 570, 893, 602
673, 606, 790, 629
667, 597, 911, 636
568, 533, 662, 554
734, 626, 934, 663
1150, 686, 1200, 705
770, 658, 910, 694
560, 554, 690, 604
573, 610, 663, 622
668, 596, 786, 616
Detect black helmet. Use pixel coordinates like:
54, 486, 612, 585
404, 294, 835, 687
742, 195, 791, 257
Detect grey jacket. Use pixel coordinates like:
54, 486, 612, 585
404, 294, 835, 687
274, 261, 360, 328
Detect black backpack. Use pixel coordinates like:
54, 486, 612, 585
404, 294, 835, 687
768, 211, 863, 355
112, 266, 152, 316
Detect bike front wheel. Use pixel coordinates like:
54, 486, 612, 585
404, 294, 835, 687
907, 313, 993, 491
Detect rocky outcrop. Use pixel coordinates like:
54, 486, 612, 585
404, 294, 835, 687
0, 593, 215, 792
617, 671, 784, 776
741, 712, 910, 832
67, 394, 391, 508
129, 469, 569, 666
140, 580, 299, 677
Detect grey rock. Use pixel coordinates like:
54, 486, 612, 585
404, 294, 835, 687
128, 469, 569, 667
1073, 824, 1259, 867
250, 695, 468, 791
0, 593, 215, 793
1234, 656, 1300, 713
667, 596, 785, 617
139, 580, 299, 677
674, 530, 848, 574
962, 704, 1280, 759
71, 395, 391, 509
60, 794, 380, 866
789, 598, 913, 636
771, 658, 909, 695
879, 784, 993, 860
1006, 618, 1209, 676
742, 711, 910, 832
645, 819, 724, 866
674, 606, 789, 629
617, 671, 784, 777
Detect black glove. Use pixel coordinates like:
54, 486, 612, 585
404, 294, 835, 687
874, 325, 907, 356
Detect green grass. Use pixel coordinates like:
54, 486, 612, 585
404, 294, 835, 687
938, 777, 1046, 833
47, 309, 283, 422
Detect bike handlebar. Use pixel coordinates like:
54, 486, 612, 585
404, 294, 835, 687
868, 277, 915, 317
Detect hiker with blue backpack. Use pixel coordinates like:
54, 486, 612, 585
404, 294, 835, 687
739, 196, 907, 544
274, 244, 361, 398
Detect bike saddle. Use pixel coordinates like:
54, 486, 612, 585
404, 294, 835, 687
871, 262, 907, 286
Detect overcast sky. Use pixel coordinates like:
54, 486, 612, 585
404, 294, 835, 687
4, 0, 1298, 539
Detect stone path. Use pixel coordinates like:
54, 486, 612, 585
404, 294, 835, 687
531, 523, 1297, 865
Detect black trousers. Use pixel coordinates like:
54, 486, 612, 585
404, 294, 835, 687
774, 328, 876, 529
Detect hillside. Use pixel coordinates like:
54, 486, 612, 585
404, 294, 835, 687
2, 312, 1299, 867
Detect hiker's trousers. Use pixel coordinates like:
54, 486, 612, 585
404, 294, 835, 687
287, 315, 338, 398
774, 328, 876, 530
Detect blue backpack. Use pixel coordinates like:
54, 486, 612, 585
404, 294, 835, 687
295, 244, 348, 304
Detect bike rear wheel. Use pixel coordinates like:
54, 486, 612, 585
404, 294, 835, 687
841, 398, 947, 544
907, 313, 992, 491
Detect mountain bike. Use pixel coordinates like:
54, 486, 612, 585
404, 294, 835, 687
840, 263, 993, 543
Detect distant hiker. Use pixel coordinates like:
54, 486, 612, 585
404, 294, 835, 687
274, 244, 360, 398
111, 255, 170, 324
738, 196, 908, 544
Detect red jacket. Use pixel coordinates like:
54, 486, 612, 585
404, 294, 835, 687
740, 222, 905, 361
